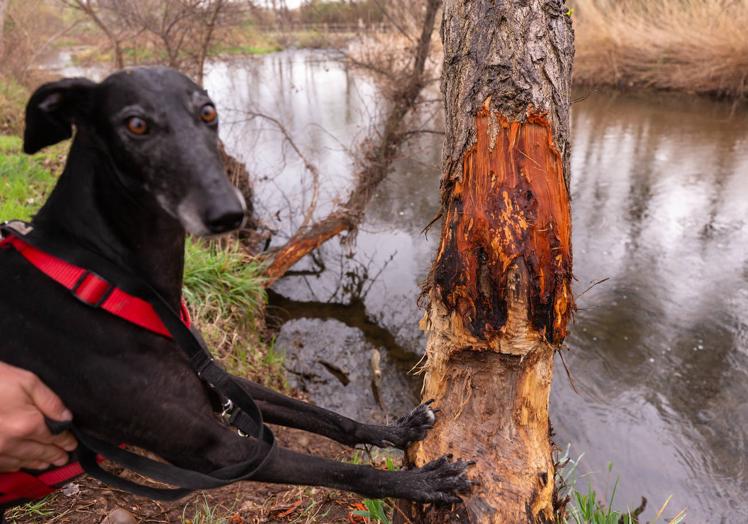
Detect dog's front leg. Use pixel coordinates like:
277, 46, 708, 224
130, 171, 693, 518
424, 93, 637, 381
243, 439, 471, 504
236, 378, 436, 449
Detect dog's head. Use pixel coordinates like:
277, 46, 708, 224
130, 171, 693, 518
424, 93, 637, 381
23, 67, 245, 236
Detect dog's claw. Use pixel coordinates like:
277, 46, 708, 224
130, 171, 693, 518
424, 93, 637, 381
406, 454, 472, 504
387, 401, 438, 449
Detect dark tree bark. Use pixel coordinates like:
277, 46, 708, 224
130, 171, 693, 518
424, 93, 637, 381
399, 1, 575, 522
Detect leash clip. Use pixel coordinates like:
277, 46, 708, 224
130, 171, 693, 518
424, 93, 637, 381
220, 399, 234, 422
220, 399, 249, 438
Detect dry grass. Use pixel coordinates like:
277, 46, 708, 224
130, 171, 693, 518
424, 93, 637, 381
573, 0, 748, 98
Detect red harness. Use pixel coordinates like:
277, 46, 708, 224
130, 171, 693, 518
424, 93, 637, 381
0, 232, 191, 507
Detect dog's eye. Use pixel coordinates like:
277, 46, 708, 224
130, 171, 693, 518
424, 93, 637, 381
200, 104, 218, 124
126, 116, 149, 136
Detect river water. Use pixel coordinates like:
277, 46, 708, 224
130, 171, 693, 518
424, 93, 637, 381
60, 50, 748, 522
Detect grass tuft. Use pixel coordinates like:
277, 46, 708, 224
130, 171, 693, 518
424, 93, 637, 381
183, 237, 266, 327
5, 496, 57, 522
181, 495, 233, 524
556, 445, 687, 524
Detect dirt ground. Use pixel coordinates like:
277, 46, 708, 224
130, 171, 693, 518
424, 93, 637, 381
6, 427, 384, 524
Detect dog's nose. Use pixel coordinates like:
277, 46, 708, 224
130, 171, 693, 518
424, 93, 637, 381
205, 207, 245, 234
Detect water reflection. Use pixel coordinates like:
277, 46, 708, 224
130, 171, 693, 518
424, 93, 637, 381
560, 91, 748, 521
218, 52, 747, 522
59, 51, 748, 521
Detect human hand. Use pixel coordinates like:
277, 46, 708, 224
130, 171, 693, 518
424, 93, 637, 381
0, 362, 77, 472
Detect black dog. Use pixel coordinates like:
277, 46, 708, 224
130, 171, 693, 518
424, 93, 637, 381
0, 67, 470, 505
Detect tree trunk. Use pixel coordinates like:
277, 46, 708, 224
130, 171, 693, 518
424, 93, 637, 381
400, 2, 574, 523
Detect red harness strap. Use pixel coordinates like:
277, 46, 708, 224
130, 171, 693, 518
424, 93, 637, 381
0, 234, 190, 335
0, 232, 191, 507
0, 463, 84, 506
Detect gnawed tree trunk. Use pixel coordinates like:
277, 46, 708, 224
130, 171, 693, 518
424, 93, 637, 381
399, 1, 574, 522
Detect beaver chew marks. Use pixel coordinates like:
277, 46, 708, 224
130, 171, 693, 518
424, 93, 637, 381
432, 109, 573, 345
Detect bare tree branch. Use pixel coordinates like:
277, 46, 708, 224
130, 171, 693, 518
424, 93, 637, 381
241, 110, 321, 232
261, 0, 443, 285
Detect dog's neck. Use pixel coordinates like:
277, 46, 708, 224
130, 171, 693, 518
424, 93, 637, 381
33, 134, 185, 309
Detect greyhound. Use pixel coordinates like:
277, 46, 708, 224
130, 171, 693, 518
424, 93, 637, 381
0, 67, 471, 507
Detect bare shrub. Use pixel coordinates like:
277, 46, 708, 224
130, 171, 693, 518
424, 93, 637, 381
1, 0, 69, 84
64, 0, 245, 84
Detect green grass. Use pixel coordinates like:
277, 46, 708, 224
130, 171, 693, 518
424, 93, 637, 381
211, 42, 282, 57
0, 136, 60, 222
348, 452, 398, 523
183, 237, 266, 326
181, 495, 234, 524
5, 496, 57, 522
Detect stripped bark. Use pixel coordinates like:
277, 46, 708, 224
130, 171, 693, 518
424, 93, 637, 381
261, 0, 442, 285
398, 1, 575, 522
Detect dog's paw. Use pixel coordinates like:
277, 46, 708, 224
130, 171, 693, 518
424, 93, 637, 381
391, 400, 438, 448
407, 454, 474, 505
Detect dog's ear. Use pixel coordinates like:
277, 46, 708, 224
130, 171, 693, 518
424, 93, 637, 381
23, 77, 97, 154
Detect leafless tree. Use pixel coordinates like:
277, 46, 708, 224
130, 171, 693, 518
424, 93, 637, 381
1, 1, 76, 85
259, 0, 443, 284
64, 0, 240, 84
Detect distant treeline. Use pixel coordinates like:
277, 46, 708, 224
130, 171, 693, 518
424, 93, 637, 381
290, 0, 385, 26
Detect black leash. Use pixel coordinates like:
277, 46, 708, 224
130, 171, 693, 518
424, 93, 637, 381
2, 221, 276, 501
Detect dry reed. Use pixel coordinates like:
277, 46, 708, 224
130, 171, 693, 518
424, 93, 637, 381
573, 0, 748, 98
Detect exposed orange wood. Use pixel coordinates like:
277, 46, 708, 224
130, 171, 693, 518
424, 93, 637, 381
431, 109, 573, 348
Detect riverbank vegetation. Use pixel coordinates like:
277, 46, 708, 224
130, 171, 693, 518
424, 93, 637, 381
573, 0, 748, 98
2, 0, 747, 99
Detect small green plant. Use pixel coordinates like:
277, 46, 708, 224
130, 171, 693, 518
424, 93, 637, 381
352, 499, 391, 524
181, 495, 232, 524
351, 453, 398, 523
568, 482, 634, 524
5, 496, 56, 522
557, 446, 687, 524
